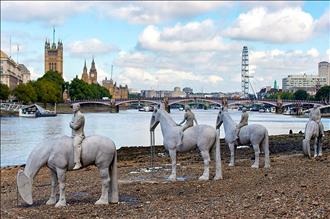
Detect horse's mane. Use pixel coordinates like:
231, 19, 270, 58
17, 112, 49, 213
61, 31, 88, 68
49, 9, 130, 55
159, 108, 177, 126
223, 111, 237, 127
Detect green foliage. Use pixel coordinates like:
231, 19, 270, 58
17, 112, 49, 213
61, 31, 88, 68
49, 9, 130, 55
12, 82, 37, 104
315, 85, 330, 103
0, 83, 10, 100
280, 92, 294, 100
34, 80, 62, 105
293, 89, 308, 100
68, 78, 111, 100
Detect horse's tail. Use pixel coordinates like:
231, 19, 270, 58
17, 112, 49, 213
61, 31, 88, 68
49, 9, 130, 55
211, 131, 222, 180
109, 149, 119, 203
262, 129, 270, 168
213, 129, 222, 180
17, 144, 50, 205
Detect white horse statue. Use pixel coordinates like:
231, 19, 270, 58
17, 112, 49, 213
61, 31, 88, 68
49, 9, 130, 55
302, 120, 322, 158
216, 108, 270, 168
150, 105, 222, 181
17, 136, 118, 207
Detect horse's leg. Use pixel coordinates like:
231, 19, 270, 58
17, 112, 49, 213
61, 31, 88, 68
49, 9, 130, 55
55, 168, 67, 207
251, 144, 260, 168
46, 169, 58, 205
313, 137, 318, 158
199, 150, 210, 181
228, 143, 235, 167
109, 152, 119, 203
262, 136, 270, 168
306, 138, 311, 158
95, 168, 110, 205
318, 137, 323, 156
168, 149, 177, 181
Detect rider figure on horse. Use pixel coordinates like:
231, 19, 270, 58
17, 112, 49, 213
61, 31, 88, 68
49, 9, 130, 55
70, 103, 85, 170
235, 107, 249, 142
309, 104, 324, 137
177, 105, 198, 146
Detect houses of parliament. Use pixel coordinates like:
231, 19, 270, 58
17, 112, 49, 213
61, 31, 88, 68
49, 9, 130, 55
80, 60, 128, 99
44, 29, 128, 99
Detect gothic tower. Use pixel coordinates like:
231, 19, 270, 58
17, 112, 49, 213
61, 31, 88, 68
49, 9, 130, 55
89, 58, 97, 84
44, 28, 63, 78
81, 60, 89, 83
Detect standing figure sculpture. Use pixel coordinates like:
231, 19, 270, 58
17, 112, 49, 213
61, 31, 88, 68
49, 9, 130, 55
216, 107, 270, 168
150, 104, 222, 181
17, 137, 118, 207
70, 103, 85, 170
302, 105, 324, 158
235, 107, 249, 143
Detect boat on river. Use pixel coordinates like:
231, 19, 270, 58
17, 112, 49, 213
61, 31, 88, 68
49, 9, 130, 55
19, 104, 57, 118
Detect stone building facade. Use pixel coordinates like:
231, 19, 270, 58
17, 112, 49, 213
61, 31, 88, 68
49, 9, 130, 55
44, 39, 63, 78
102, 77, 128, 99
0, 50, 30, 89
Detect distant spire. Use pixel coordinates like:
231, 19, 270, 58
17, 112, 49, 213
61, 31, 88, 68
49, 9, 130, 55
53, 27, 55, 45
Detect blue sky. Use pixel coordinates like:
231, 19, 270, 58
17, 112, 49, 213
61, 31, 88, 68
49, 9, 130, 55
1, 1, 329, 93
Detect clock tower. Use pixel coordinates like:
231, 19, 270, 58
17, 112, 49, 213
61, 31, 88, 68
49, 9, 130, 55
89, 58, 97, 84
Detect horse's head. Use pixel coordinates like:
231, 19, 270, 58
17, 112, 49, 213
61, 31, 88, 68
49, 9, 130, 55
216, 106, 226, 129
150, 105, 161, 131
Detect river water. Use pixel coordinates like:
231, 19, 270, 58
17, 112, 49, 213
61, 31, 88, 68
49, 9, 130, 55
1, 109, 329, 167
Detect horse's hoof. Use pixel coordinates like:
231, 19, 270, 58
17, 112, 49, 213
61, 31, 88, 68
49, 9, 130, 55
46, 198, 56, 205
213, 175, 222, 180
95, 199, 109, 205
55, 201, 66, 207
251, 164, 259, 168
264, 165, 270, 169
228, 163, 234, 167
319, 153, 322, 157
198, 176, 209, 181
168, 176, 176, 182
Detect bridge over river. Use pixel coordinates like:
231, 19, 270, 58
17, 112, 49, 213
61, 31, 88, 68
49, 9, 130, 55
69, 97, 327, 113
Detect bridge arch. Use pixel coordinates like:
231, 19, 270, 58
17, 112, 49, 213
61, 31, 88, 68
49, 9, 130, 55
75, 101, 110, 106
115, 99, 160, 106
169, 98, 222, 106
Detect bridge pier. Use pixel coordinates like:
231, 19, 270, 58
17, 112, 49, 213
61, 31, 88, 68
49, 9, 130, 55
110, 99, 119, 113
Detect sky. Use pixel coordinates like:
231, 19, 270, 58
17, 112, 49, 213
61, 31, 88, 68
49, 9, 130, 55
1, 1, 329, 93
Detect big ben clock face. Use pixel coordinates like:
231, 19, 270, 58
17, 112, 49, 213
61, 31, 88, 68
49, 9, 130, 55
91, 74, 94, 77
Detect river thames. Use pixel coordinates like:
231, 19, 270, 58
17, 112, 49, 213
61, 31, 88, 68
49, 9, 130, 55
1, 109, 329, 167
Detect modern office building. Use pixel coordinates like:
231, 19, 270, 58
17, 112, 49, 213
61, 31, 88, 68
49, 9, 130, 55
318, 61, 330, 85
282, 73, 327, 95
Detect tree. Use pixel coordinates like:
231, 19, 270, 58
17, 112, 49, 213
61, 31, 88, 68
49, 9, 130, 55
280, 92, 293, 100
315, 85, 330, 103
12, 82, 37, 104
0, 83, 10, 100
293, 89, 308, 100
68, 78, 111, 100
34, 80, 62, 106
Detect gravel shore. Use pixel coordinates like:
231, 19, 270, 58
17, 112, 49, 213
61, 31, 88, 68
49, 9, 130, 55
1, 132, 329, 218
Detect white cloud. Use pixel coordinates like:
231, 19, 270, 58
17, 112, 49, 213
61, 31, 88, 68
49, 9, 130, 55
115, 67, 223, 90
1, 1, 90, 25
315, 9, 330, 33
68, 38, 117, 57
138, 21, 238, 53
223, 7, 314, 43
307, 48, 319, 58
97, 2, 229, 24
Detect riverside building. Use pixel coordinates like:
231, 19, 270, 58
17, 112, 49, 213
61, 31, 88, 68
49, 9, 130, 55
282, 73, 327, 95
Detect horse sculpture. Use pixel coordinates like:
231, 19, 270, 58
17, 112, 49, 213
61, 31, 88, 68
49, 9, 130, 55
302, 120, 322, 158
216, 108, 270, 168
150, 105, 222, 181
17, 135, 118, 207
